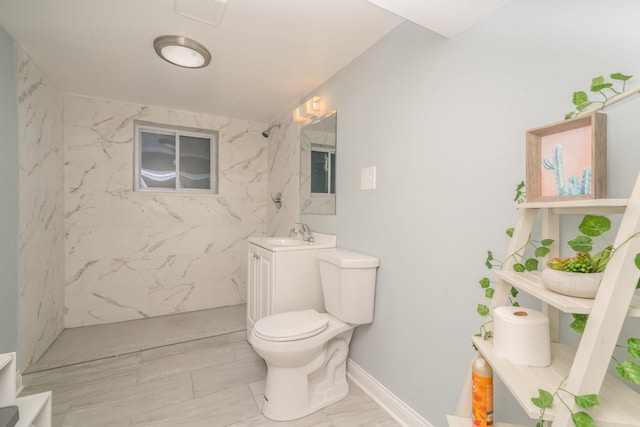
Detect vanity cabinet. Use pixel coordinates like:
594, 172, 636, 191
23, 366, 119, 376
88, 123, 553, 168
246, 240, 333, 339
0, 353, 51, 427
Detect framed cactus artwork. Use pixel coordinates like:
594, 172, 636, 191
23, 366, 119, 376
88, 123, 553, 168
526, 111, 607, 202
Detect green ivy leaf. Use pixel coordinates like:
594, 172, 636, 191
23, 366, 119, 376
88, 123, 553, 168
485, 251, 494, 269
512, 301, 520, 307
628, 337, 640, 360
575, 394, 599, 409
485, 288, 495, 298
483, 331, 493, 339
572, 411, 596, 427
479, 277, 491, 289
514, 191, 523, 203
525, 258, 539, 271
511, 287, 519, 298
541, 239, 554, 246
611, 72, 632, 81
578, 215, 611, 236
576, 101, 593, 111
513, 263, 525, 272
531, 389, 554, 409
536, 422, 545, 427
634, 253, 640, 270
568, 235, 594, 252
572, 91, 589, 107
570, 314, 588, 335
615, 360, 640, 384
590, 76, 606, 91
565, 112, 577, 120
506, 228, 514, 237
477, 304, 490, 316
591, 82, 613, 92
535, 247, 551, 258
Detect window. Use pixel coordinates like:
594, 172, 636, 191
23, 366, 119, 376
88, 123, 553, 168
134, 122, 218, 193
310, 146, 335, 196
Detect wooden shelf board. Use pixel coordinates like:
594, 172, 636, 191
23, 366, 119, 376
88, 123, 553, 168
473, 337, 640, 425
519, 199, 628, 212
493, 270, 640, 317
16, 392, 51, 427
446, 415, 527, 427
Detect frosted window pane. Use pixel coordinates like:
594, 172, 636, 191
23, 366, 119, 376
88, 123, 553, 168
179, 135, 211, 189
140, 131, 176, 189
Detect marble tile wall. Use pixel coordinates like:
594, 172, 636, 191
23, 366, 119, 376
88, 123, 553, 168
64, 94, 268, 327
17, 48, 66, 368
266, 111, 301, 236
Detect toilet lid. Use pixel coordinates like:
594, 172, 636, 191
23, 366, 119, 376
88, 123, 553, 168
254, 310, 329, 342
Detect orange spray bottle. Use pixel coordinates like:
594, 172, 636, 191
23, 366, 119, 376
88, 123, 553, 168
471, 356, 494, 426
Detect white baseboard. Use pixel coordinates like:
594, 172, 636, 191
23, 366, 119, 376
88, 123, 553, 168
346, 358, 434, 427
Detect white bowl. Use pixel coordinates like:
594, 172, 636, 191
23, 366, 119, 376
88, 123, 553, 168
540, 268, 604, 299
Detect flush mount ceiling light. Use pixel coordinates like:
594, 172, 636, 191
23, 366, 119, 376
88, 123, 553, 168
154, 35, 212, 69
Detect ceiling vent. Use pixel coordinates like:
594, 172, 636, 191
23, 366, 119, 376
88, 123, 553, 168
173, 0, 229, 28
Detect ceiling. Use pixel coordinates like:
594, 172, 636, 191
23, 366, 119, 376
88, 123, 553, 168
0, 0, 510, 124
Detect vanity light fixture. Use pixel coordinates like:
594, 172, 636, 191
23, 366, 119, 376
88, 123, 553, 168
154, 35, 212, 69
293, 96, 326, 123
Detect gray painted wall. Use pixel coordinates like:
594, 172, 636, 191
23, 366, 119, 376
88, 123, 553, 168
0, 25, 19, 354
301, 0, 640, 424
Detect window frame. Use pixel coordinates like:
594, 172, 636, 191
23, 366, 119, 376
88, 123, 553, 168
134, 121, 219, 194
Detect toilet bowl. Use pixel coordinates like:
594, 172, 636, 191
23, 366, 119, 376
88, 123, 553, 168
248, 248, 379, 421
249, 310, 354, 420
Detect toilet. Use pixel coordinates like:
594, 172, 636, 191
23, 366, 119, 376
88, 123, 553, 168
248, 248, 379, 421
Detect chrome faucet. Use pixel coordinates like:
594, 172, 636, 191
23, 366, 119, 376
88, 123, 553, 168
290, 222, 314, 243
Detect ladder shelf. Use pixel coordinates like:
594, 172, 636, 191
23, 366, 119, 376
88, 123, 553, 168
449, 175, 640, 427
473, 337, 640, 425
0, 353, 51, 427
493, 270, 640, 317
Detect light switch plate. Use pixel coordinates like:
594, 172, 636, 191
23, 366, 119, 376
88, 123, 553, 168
361, 166, 376, 190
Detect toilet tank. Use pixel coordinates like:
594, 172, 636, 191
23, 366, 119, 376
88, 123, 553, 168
317, 249, 379, 325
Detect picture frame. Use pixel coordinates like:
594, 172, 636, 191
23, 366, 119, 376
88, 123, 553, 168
526, 111, 607, 202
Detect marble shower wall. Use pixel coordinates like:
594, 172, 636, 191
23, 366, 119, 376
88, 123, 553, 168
64, 94, 268, 327
266, 112, 300, 236
18, 48, 66, 368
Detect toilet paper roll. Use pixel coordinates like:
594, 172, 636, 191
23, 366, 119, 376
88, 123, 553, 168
494, 306, 551, 367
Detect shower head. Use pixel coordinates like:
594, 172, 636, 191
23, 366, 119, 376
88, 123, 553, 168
262, 123, 281, 138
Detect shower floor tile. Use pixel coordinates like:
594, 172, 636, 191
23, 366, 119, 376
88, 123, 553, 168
25, 304, 246, 373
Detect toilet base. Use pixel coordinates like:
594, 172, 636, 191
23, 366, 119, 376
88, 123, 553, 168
260, 330, 353, 421
262, 376, 349, 421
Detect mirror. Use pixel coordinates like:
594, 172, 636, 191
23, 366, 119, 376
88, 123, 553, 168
300, 110, 337, 215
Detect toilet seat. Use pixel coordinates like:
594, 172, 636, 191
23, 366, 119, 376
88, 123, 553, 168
254, 310, 329, 342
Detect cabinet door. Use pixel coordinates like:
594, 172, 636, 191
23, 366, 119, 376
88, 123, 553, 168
258, 248, 274, 320
247, 244, 260, 330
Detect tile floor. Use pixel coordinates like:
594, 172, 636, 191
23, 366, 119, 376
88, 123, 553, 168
20, 306, 401, 426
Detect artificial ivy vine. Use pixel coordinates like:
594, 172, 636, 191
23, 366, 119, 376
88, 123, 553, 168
564, 73, 633, 119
